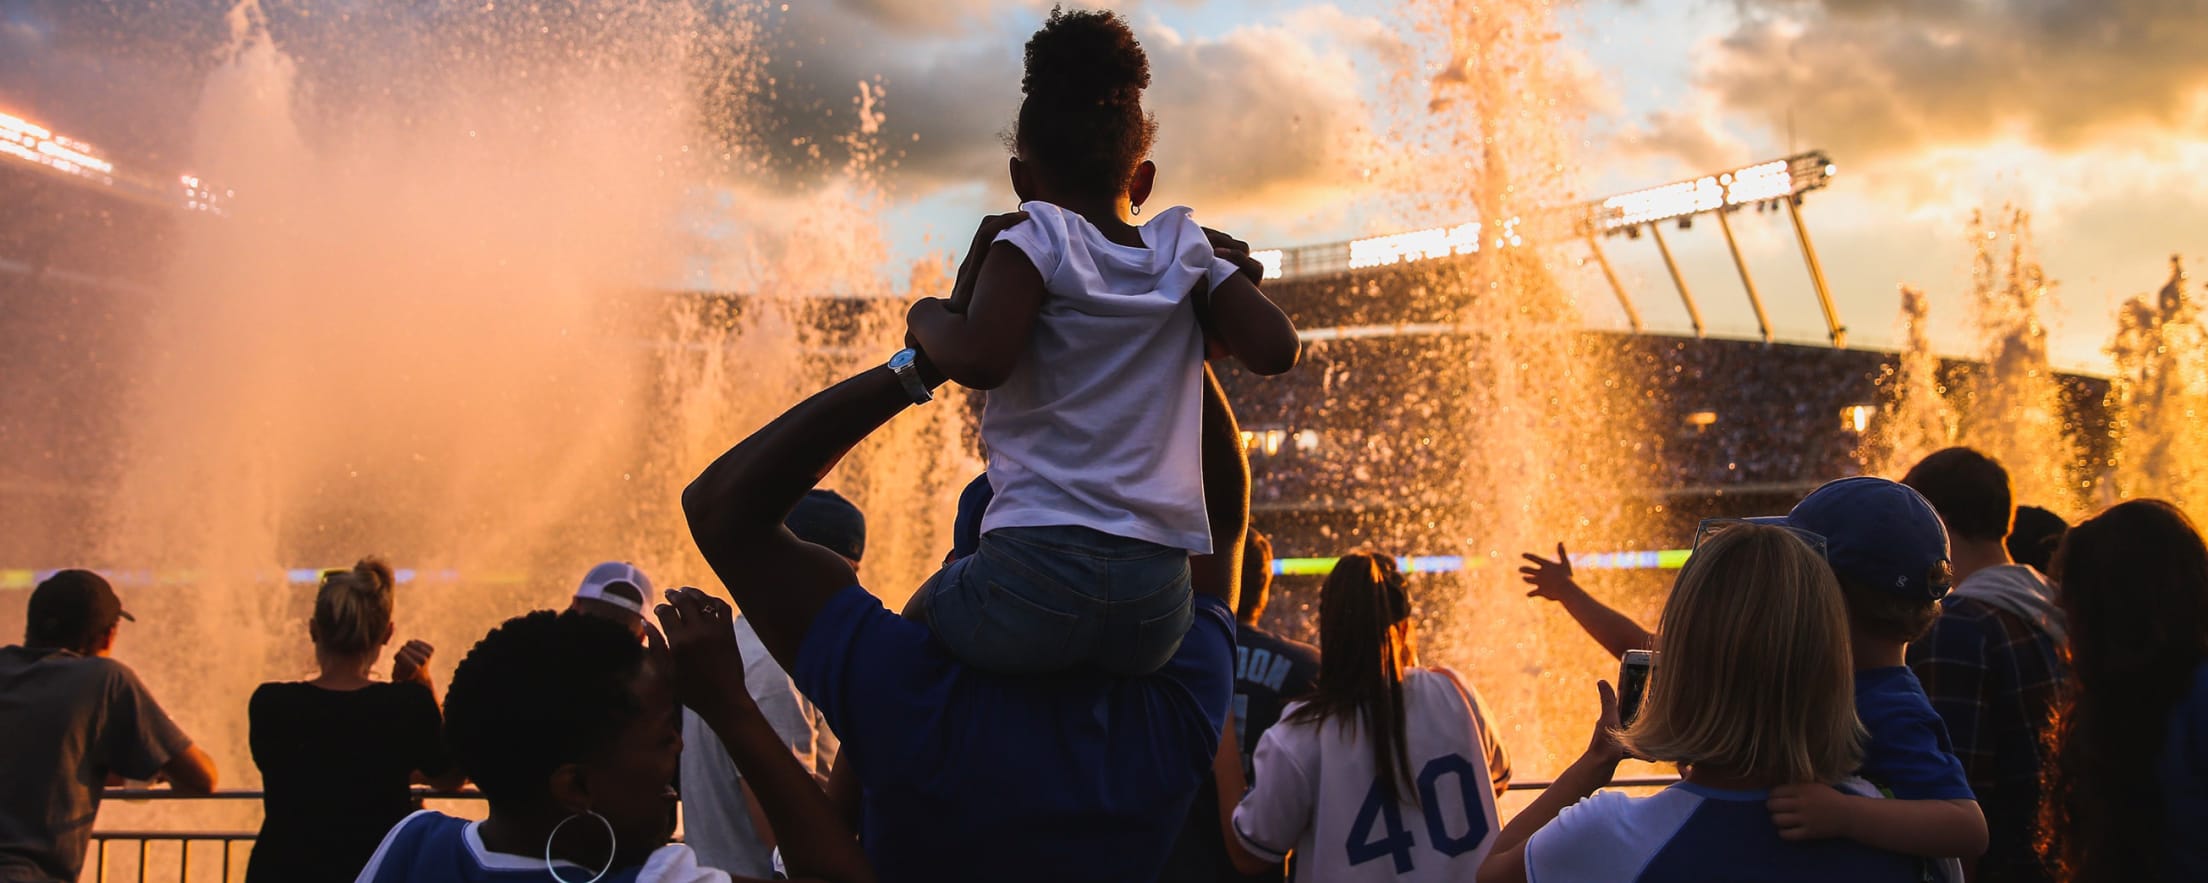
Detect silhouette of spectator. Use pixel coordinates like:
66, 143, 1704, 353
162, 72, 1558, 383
0, 570, 216, 881
679, 342, 1251, 880
247, 558, 462, 883
2005, 506, 2066, 576
355, 592, 873, 883
2038, 500, 2208, 882
1903, 448, 2066, 883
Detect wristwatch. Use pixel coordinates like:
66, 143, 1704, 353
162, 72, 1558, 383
887, 348, 933, 404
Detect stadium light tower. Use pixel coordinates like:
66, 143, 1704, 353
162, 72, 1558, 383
1256, 151, 1846, 348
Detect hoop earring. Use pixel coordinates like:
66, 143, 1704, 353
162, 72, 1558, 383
544, 810, 617, 883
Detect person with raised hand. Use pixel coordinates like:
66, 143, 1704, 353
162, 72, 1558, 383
1480, 523, 1918, 883
352, 588, 872, 883
681, 274, 1257, 883
249, 558, 462, 883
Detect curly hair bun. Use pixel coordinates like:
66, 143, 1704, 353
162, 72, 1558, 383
1022, 6, 1150, 107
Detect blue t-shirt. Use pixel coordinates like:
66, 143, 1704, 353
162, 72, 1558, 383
1525, 782, 1919, 881
2157, 660, 2208, 879
795, 584, 1235, 883
1855, 666, 1975, 800
1232, 622, 1320, 781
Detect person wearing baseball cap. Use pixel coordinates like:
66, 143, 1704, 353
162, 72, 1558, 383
1, 570, 218, 881
1752, 477, 1986, 876
1522, 478, 1985, 871
568, 561, 653, 639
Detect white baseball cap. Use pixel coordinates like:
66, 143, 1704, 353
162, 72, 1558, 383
573, 561, 653, 616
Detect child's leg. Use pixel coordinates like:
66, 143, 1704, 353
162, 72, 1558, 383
920, 524, 1193, 676
919, 528, 1105, 674
1095, 547, 1195, 677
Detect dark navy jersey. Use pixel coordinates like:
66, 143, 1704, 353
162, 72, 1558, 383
1234, 623, 1321, 780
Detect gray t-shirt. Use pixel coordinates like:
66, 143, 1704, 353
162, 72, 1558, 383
0, 646, 191, 882
678, 617, 838, 878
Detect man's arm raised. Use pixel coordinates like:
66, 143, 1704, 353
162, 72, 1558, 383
686, 214, 1028, 672
681, 369, 907, 671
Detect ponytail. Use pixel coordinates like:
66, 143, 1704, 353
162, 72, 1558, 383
1287, 551, 1417, 806
313, 557, 395, 655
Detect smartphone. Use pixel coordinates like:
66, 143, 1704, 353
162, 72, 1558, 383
1618, 649, 1657, 726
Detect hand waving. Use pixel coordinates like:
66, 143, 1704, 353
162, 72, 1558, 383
391, 640, 434, 688
649, 587, 750, 716
1519, 542, 1584, 603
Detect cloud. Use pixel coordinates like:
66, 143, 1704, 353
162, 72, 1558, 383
732, 2, 1388, 218
1679, 0, 2208, 164
1618, 106, 1748, 171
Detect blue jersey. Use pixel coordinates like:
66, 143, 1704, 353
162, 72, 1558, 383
358, 812, 614, 883
1233, 623, 1320, 780
1524, 783, 1919, 882
794, 583, 1234, 883
1856, 666, 1975, 800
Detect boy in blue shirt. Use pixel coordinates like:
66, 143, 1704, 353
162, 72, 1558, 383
1759, 478, 1986, 874
1521, 477, 1988, 871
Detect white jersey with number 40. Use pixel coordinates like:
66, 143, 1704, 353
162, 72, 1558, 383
1232, 666, 1511, 882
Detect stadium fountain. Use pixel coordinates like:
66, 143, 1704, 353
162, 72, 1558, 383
1854, 208, 2093, 516
2105, 258, 2208, 524
1299, 0, 1661, 784
71, 0, 974, 852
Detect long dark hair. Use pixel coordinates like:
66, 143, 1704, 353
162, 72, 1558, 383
2040, 499, 2208, 882
1287, 551, 1417, 805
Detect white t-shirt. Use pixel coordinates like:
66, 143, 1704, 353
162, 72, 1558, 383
679, 617, 839, 878
983, 200, 1242, 554
1231, 667, 1511, 882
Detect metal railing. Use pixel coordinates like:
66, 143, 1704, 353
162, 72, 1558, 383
84, 777, 1676, 881
86, 789, 484, 883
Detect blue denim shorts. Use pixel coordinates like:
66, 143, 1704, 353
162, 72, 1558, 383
922, 524, 1194, 677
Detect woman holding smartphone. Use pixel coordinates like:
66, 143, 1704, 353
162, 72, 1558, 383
1221, 551, 1512, 882
1477, 523, 1918, 883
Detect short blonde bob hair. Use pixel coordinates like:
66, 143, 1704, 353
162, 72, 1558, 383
1619, 523, 1863, 784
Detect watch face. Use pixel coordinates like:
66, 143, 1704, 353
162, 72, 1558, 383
888, 349, 916, 370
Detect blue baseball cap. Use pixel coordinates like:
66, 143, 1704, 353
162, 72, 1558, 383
787, 490, 866, 563
1772, 476, 1954, 600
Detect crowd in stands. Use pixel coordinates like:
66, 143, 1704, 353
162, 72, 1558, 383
6, 9, 2208, 883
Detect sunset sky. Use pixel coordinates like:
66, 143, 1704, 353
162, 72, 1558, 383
6, 0, 2200, 371
823, 0, 2205, 373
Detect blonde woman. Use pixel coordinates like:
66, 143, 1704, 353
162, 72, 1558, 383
247, 559, 463, 883
1477, 523, 1918, 882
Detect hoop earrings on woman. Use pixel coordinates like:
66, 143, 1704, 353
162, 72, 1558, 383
543, 809, 617, 883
